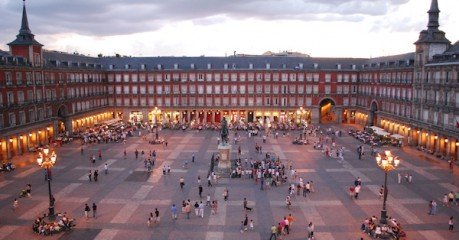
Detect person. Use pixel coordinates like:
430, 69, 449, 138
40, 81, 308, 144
449, 216, 454, 231
148, 212, 153, 227
94, 170, 99, 182
154, 208, 160, 223
192, 153, 195, 163
286, 196, 291, 209
92, 203, 97, 218
284, 216, 290, 234
92, 154, 96, 164
408, 174, 412, 183
206, 194, 211, 206
223, 188, 228, 201
243, 214, 248, 231
198, 185, 203, 198
270, 224, 277, 240
194, 202, 199, 217
26, 183, 32, 197
185, 202, 191, 219
397, 172, 401, 184
207, 175, 212, 187
307, 222, 314, 239
124, 149, 127, 159
104, 163, 108, 174
171, 204, 178, 220
81, 147, 84, 155
179, 177, 185, 189
287, 214, 294, 229
199, 201, 205, 218
243, 198, 252, 211
354, 185, 361, 199
249, 219, 254, 231
13, 198, 18, 211
84, 203, 90, 219
98, 150, 102, 161
88, 170, 92, 182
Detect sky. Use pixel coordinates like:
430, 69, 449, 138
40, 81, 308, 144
0, 0, 458, 58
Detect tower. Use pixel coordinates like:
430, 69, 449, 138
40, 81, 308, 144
7, 0, 43, 67
414, 0, 451, 66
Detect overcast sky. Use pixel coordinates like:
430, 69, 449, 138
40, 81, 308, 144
1, 0, 457, 58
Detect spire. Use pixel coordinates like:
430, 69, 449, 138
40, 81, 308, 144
8, 0, 42, 46
20, 0, 32, 35
427, 0, 440, 29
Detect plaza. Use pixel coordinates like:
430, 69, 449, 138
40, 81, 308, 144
0, 125, 458, 239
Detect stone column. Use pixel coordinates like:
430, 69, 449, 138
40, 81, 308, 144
17, 135, 22, 155
204, 111, 207, 124
212, 111, 216, 123
6, 137, 11, 160
187, 111, 191, 123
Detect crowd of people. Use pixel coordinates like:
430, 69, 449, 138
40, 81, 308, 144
32, 213, 76, 235
361, 216, 406, 239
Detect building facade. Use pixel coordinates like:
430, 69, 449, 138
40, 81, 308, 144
1, 0, 458, 162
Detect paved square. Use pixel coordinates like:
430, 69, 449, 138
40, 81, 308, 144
0, 125, 458, 239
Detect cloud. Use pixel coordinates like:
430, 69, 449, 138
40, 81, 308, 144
1, 0, 410, 38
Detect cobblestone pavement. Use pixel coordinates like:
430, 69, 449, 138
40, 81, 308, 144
0, 125, 458, 240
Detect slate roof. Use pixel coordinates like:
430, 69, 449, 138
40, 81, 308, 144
98, 56, 368, 71
0, 49, 11, 57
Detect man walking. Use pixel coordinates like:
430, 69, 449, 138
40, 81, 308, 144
180, 177, 185, 189
104, 163, 108, 174
270, 224, 277, 240
198, 184, 203, 198
84, 203, 90, 219
171, 204, 178, 220
199, 201, 205, 218
94, 170, 99, 182
92, 203, 97, 218
88, 170, 92, 182
192, 153, 195, 163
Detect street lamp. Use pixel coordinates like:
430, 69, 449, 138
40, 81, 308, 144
37, 148, 57, 220
375, 150, 400, 224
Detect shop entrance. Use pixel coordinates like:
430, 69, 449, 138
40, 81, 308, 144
319, 98, 336, 124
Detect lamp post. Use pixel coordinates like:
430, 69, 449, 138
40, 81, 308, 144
375, 150, 400, 224
37, 148, 57, 220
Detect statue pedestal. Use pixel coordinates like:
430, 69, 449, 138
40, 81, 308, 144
217, 144, 232, 174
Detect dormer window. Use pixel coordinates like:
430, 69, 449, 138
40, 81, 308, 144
125, 64, 130, 69
224, 63, 228, 69
157, 64, 162, 70
141, 64, 146, 70
191, 63, 195, 69
109, 64, 114, 70
352, 64, 356, 70
207, 63, 212, 69
266, 63, 270, 69
174, 63, 179, 70
232, 63, 236, 69
337, 64, 341, 70
299, 63, 303, 69
313, 63, 318, 69
249, 63, 253, 69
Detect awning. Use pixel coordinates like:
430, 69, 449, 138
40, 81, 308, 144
391, 134, 405, 139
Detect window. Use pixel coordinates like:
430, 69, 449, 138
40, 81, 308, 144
324, 85, 331, 94
16, 72, 22, 85
9, 113, 16, 126
313, 85, 319, 94
325, 74, 331, 82
206, 85, 212, 94
29, 109, 35, 122
5, 72, 12, 85
239, 85, 246, 94
7, 92, 14, 105
17, 91, 24, 104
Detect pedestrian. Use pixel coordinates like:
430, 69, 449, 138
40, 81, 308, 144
104, 163, 108, 174
270, 224, 277, 240
26, 183, 32, 197
408, 174, 412, 183
94, 170, 99, 182
287, 213, 294, 229
243, 214, 248, 231
88, 170, 92, 182
199, 201, 205, 218
92, 203, 97, 218
307, 222, 314, 239
223, 188, 228, 201
185, 202, 191, 219
207, 175, 212, 187
449, 216, 454, 231
249, 219, 254, 230
284, 216, 290, 234
171, 204, 178, 220
81, 147, 84, 155
397, 172, 401, 184
354, 185, 361, 199
98, 150, 102, 161
92, 154, 96, 164
240, 221, 245, 233
148, 212, 153, 227
194, 201, 199, 216
198, 184, 203, 198
154, 208, 160, 223
180, 177, 185, 189
206, 194, 211, 206
84, 203, 90, 219
192, 153, 195, 163
12, 198, 18, 211
124, 149, 127, 159
197, 176, 201, 185
443, 194, 449, 206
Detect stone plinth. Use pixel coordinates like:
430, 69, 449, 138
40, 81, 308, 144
217, 144, 232, 173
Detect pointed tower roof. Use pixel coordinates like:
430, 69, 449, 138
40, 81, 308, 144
415, 0, 450, 44
8, 0, 43, 46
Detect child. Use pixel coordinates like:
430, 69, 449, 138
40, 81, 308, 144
249, 219, 254, 230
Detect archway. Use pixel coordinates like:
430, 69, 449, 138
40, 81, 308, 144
57, 105, 68, 133
369, 101, 378, 126
319, 98, 336, 124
